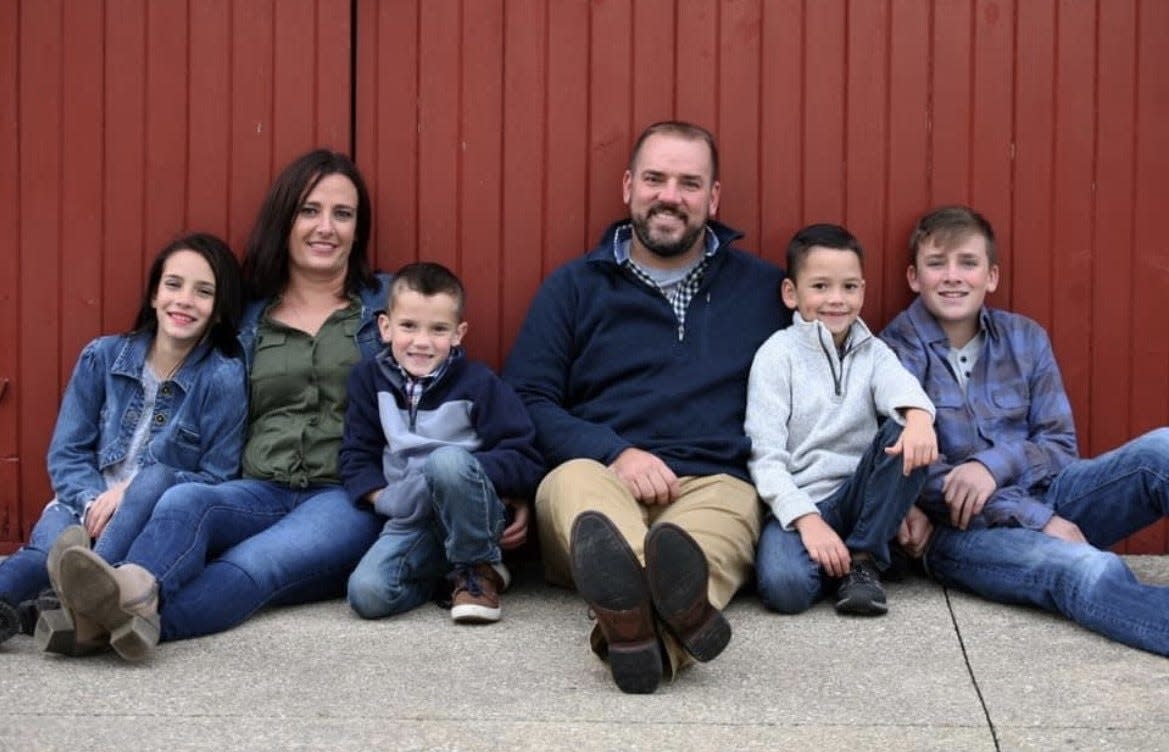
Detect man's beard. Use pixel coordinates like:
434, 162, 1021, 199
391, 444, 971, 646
631, 205, 705, 259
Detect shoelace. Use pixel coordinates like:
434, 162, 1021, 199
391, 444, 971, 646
449, 565, 485, 597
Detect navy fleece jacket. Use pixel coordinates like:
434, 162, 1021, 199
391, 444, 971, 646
503, 220, 789, 482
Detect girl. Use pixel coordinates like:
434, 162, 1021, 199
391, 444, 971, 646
0, 233, 247, 652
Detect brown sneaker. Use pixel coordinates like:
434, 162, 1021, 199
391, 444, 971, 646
450, 563, 508, 624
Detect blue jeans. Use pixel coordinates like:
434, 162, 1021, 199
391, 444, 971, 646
122, 478, 381, 641
0, 464, 177, 606
924, 428, 1169, 655
756, 420, 927, 614
348, 447, 506, 619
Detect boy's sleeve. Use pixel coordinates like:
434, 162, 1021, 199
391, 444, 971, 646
502, 273, 632, 467
339, 362, 391, 505
968, 325, 1077, 493
46, 341, 110, 515
470, 371, 546, 499
869, 339, 936, 422
744, 339, 818, 529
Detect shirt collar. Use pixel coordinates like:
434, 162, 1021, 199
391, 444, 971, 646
611, 223, 719, 265
907, 297, 998, 344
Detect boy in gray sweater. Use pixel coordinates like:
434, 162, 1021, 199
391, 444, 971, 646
745, 224, 937, 615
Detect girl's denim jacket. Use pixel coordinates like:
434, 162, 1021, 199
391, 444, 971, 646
47, 331, 249, 516
236, 274, 391, 372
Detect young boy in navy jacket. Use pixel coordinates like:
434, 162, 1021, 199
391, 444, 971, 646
340, 263, 543, 623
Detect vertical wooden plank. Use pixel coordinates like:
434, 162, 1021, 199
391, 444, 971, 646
19, 0, 64, 539
357, 0, 419, 274
459, 0, 504, 367
969, 0, 1013, 312
60, 0, 105, 374
587, 0, 631, 241
1011, 0, 1055, 326
0, 0, 23, 547
501, 0, 548, 353
631, 0, 675, 127
144, 0, 190, 254
845, 0, 890, 325
417, 0, 460, 271
884, 0, 931, 321
272, 0, 316, 163
188, 0, 232, 240
759, 0, 803, 267
314, 0, 352, 151
930, 0, 973, 204
103, 0, 147, 332
229, 0, 274, 252
1048, 0, 1095, 442
803, 0, 846, 223
675, 0, 718, 130
717, 0, 762, 248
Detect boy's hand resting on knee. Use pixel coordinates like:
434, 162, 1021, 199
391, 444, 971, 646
794, 513, 850, 578
609, 448, 680, 505
897, 505, 933, 558
884, 408, 938, 475
1042, 514, 1087, 544
942, 461, 997, 530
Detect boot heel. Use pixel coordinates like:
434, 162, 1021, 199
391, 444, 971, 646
109, 615, 159, 662
35, 608, 77, 654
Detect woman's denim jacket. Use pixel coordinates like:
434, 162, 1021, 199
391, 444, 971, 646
236, 274, 391, 372
46, 331, 249, 516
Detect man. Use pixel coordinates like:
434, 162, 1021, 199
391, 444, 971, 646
504, 121, 788, 693
883, 205, 1169, 655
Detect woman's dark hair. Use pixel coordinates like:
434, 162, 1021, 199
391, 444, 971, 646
132, 232, 243, 357
241, 148, 377, 300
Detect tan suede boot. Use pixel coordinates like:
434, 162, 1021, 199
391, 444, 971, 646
56, 548, 160, 662
36, 525, 110, 656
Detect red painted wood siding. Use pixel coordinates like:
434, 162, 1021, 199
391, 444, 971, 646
3, 0, 1168, 553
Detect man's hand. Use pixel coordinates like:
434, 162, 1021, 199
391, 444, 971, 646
609, 448, 679, 504
884, 409, 938, 475
499, 499, 530, 551
794, 513, 850, 578
942, 461, 997, 530
85, 479, 131, 539
1042, 514, 1087, 544
896, 505, 934, 559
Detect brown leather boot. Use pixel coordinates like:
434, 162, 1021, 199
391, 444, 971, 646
56, 548, 160, 662
36, 525, 110, 656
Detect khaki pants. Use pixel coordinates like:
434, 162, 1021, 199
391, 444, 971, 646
535, 458, 762, 676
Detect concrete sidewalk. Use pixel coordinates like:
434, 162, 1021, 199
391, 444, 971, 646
3, 557, 1168, 751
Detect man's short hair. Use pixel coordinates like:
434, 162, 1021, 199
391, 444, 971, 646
908, 205, 998, 265
388, 262, 466, 320
628, 121, 719, 181
786, 223, 864, 281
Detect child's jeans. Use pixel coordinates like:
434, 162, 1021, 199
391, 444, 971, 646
347, 446, 507, 619
755, 419, 927, 614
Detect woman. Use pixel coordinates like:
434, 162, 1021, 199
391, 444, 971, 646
0, 233, 246, 649
50, 149, 390, 661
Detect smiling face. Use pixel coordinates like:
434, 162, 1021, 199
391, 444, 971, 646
378, 289, 467, 378
909, 234, 1000, 347
622, 132, 721, 269
287, 172, 359, 283
781, 246, 865, 348
152, 249, 217, 351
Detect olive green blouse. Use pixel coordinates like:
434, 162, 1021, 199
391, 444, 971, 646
242, 299, 362, 487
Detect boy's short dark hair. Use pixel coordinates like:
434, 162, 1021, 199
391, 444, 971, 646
908, 205, 997, 265
388, 262, 466, 319
629, 121, 719, 181
785, 223, 864, 281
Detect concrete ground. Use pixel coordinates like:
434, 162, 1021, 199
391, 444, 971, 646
3, 557, 1169, 752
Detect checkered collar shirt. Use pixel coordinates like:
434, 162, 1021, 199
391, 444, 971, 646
612, 223, 720, 341
390, 355, 451, 424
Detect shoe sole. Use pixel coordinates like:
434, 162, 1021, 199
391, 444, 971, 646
57, 548, 158, 661
834, 596, 888, 616
570, 512, 661, 694
645, 523, 731, 663
450, 603, 502, 623
38, 525, 107, 655
0, 601, 18, 645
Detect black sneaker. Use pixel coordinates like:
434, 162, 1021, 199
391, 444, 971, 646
835, 558, 887, 616
0, 600, 19, 645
